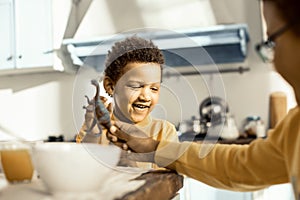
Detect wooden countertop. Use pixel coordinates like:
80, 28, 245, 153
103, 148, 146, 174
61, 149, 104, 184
118, 170, 183, 200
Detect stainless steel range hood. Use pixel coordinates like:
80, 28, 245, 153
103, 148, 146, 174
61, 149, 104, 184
61, 23, 249, 72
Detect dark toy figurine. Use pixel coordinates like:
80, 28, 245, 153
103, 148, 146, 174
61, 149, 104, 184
83, 79, 112, 136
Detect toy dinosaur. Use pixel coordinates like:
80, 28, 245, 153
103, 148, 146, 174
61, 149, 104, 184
83, 79, 112, 136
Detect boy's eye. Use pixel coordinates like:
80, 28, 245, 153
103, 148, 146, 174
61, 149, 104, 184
151, 87, 159, 91
127, 84, 142, 89
126, 83, 160, 91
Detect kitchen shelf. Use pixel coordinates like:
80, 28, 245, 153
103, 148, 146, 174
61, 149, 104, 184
179, 132, 256, 145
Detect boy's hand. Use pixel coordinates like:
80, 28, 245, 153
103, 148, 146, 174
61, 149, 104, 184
107, 121, 160, 162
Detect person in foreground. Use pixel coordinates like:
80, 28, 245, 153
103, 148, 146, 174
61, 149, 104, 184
108, 0, 300, 197
76, 36, 179, 169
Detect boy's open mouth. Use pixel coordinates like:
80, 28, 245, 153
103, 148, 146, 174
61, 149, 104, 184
132, 103, 150, 109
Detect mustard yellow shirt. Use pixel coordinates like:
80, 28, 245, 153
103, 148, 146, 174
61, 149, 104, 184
155, 106, 300, 195
77, 114, 179, 169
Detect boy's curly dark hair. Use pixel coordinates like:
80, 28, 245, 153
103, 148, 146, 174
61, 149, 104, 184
104, 36, 165, 83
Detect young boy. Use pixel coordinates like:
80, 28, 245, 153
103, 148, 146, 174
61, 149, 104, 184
76, 36, 179, 169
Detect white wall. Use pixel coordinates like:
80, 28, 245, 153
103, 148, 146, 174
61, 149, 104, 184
209, 0, 296, 130
0, 72, 77, 141
75, 0, 217, 38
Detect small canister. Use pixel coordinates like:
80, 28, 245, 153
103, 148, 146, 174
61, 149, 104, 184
256, 120, 266, 138
244, 116, 266, 138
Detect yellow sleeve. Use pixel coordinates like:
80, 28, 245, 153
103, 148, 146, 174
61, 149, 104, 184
155, 121, 290, 191
152, 120, 179, 142
162, 121, 179, 142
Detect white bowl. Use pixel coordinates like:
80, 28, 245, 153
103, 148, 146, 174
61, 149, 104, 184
31, 142, 121, 196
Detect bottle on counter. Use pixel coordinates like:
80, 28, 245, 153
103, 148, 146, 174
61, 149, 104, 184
192, 118, 201, 134
256, 120, 266, 138
244, 116, 266, 138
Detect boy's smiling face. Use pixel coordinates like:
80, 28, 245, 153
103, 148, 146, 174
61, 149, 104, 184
112, 62, 161, 123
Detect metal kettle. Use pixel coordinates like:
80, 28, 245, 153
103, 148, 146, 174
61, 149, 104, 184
199, 96, 229, 136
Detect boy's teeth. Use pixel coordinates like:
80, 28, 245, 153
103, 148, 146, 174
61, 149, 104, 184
134, 104, 149, 108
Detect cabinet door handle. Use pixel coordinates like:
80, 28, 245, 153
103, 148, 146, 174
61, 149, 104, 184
18, 55, 22, 59
6, 55, 13, 61
44, 49, 54, 54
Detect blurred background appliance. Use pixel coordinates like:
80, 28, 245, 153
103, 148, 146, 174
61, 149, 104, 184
179, 96, 229, 141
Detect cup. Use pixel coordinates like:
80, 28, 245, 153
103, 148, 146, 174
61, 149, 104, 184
0, 141, 34, 183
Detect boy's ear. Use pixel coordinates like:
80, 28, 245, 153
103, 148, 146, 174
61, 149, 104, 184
103, 76, 114, 96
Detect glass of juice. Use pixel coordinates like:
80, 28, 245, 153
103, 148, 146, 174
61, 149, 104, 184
0, 141, 34, 183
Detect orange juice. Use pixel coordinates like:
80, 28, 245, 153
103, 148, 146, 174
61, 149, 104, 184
0, 149, 34, 183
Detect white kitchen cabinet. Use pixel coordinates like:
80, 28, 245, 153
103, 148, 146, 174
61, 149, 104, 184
0, 0, 53, 71
253, 183, 295, 200
181, 178, 295, 200
0, 0, 14, 70
181, 178, 252, 200
14, 0, 53, 68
